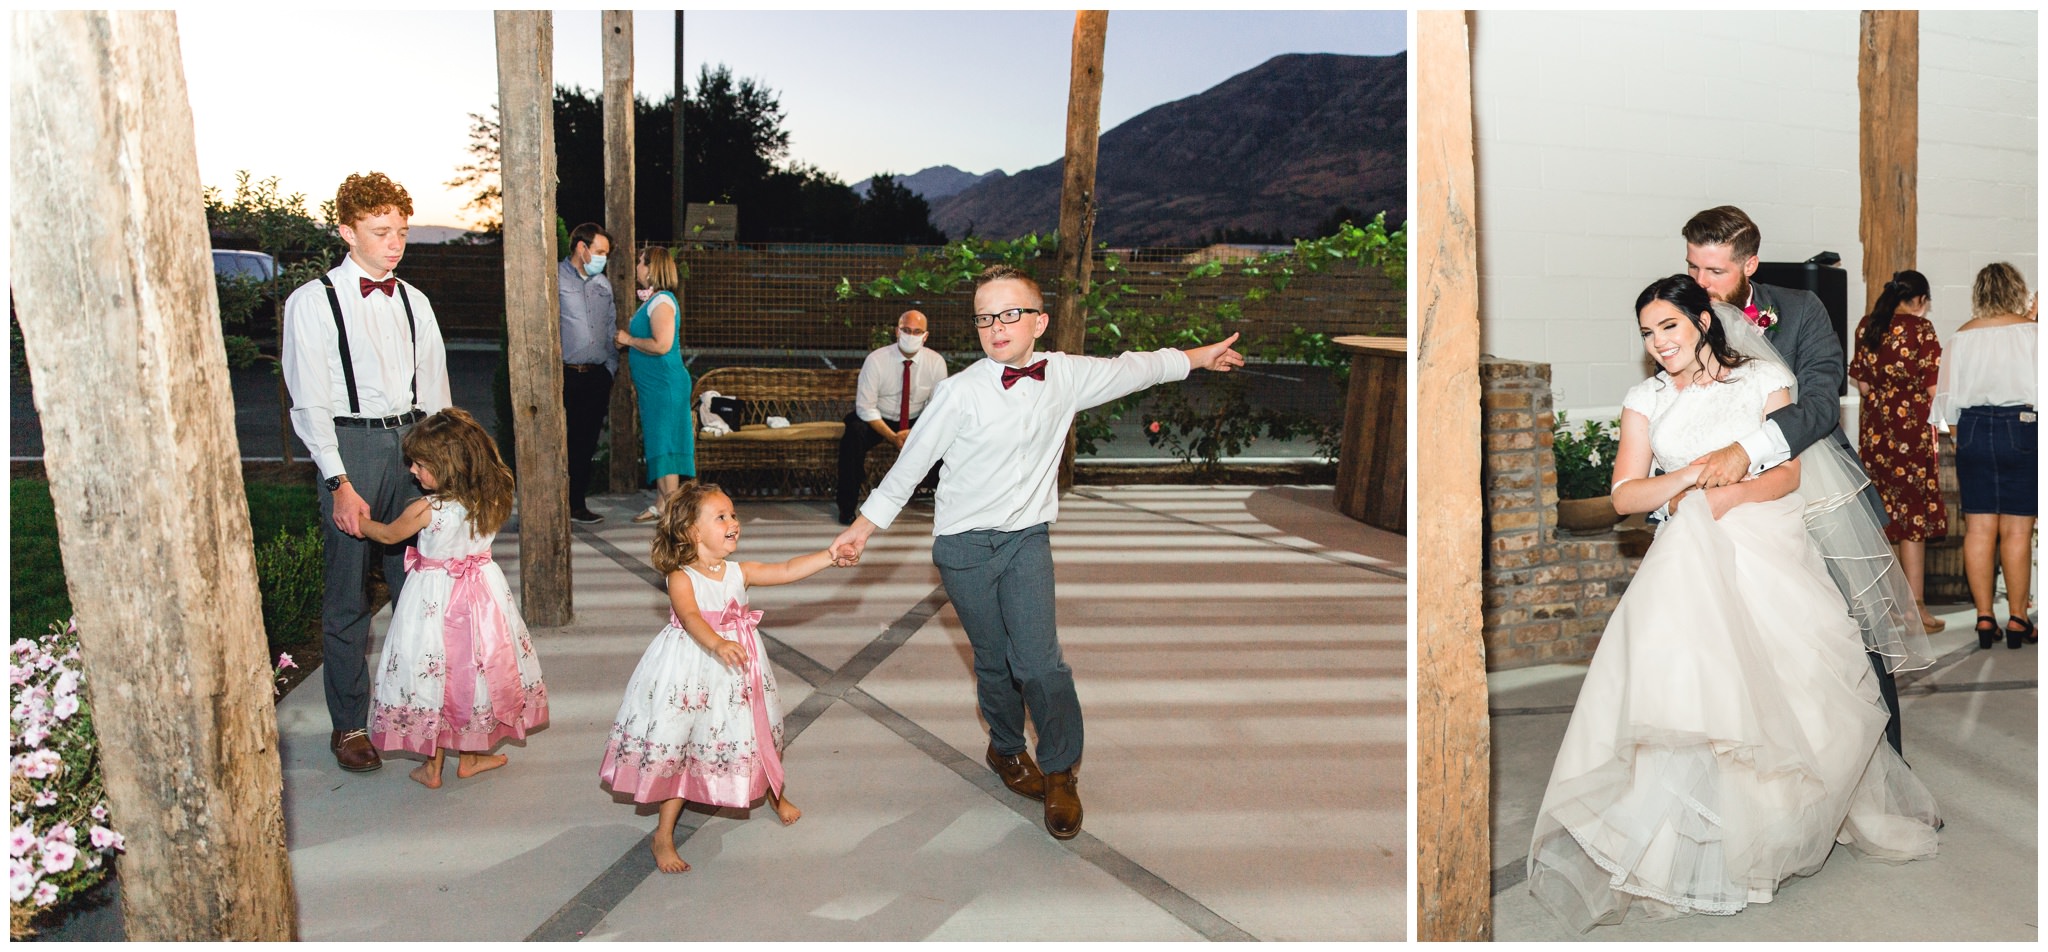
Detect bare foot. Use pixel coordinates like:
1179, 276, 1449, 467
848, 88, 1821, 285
409, 761, 442, 789
456, 752, 507, 778
770, 792, 802, 826
650, 836, 691, 874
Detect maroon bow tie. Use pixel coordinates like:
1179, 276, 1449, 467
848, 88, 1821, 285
360, 276, 397, 298
1001, 359, 1047, 389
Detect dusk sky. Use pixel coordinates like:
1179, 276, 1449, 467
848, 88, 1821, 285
175, 9, 1407, 231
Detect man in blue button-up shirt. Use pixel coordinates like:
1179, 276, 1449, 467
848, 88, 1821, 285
559, 221, 616, 523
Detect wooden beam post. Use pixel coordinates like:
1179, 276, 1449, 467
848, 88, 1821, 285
497, 11, 573, 626
684, 11, 700, 241
9, 10, 295, 939
1415, 10, 1491, 942
1859, 11, 1918, 315
1054, 10, 1108, 491
603, 10, 642, 495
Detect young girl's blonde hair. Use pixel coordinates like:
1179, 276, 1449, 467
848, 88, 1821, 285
652, 480, 726, 574
400, 408, 515, 534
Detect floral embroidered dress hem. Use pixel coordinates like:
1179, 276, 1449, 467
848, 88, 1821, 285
368, 500, 549, 755
599, 562, 787, 807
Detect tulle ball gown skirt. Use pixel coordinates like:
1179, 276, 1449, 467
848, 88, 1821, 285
1527, 493, 1940, 932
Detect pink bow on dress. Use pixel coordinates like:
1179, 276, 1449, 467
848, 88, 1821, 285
672, 599, 783, 797
406, 547, 524, 732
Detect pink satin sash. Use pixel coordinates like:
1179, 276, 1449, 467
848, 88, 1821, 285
406, 547, 523, 731
671, 598, 784, 797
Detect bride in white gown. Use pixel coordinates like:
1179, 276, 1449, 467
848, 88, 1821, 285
1527, 275, 1941, 932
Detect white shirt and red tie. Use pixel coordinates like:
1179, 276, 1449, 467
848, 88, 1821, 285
854, 343, 949, 435
281, 256, 452, 481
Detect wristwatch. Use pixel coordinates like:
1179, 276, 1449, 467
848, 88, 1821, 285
324, 474, 349, 492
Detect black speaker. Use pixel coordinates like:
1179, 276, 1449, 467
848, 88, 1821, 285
1754, 258, 1849, 396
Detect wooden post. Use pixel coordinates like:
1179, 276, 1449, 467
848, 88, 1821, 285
1859, 12, 1918, 315
684, 10, 700, 241
9, 10, 295, 939
1054, 10, 1108, 491
1415, 10, 1491, 941
603, 10, 642, 494
497, 11, 573, 626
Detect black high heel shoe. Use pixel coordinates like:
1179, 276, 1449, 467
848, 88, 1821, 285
1977, 615, 1999, 650
2007, 615, 2036, 650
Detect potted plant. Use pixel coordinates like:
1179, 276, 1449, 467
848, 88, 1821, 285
1552, 413, 1624, 533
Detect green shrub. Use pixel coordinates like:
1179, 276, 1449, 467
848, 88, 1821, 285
253, 528, 322, 650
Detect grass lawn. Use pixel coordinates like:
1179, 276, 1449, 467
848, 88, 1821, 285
11, 478, 323, 672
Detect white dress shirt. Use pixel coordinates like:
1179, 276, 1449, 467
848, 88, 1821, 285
853, 344, 949, 426
860, 348, 1191, 535
1929, 322, 2039, 425
281, 256, 452, 479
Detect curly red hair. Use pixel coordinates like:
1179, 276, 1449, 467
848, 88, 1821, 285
335, 172, 413, 228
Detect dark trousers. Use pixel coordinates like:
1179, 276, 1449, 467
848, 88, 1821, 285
320, 424, 422, 731
563, 365, 613, 511
837, 412, 940, 522
932, 524, 1083, 774
1871, 653, 1902, 757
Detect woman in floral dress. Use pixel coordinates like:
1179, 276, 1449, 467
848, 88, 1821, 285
1849, 269, 1947, 633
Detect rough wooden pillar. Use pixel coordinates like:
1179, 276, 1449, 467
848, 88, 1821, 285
684, 10, 700, 241
1859, 11, 1918, 315
497, 11, 573, 626
1054, 10, 1108, 491
603, 10, 642, 494
10, 10, 295, 939
1415, 10, 1491, 942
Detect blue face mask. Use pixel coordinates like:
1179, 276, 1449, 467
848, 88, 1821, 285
584, 254, 608, 277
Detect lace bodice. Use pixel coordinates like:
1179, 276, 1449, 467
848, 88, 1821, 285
1621, 362, 1794, 474
414, 499, 495, 559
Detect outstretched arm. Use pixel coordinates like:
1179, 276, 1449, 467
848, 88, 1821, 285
667, 570, 747, 670
357, 497, 434, 545
741, 548, 846, 587
831, 516, 877, 566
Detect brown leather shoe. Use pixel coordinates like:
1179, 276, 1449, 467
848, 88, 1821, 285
986, 745, 1046, 801
331, 729, 382, 772
1043, 769, 1082, 840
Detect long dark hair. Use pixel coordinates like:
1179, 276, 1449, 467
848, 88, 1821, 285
401, 407, 515, 535
1635, 275, 1751, 385
1860, 269, 1930, 351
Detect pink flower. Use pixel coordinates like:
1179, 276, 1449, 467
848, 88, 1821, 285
32, 880, 58, 906
10, 823, 34, 858
277, 653, 297, 670
89, 826, 122, 852
40, 839, 77, 874
89, 804, 107, 822
32, 791, 56, 808
54, 670, 79, 698
1148, 421, 1162, 433
11, 859, 35, 902
52, 695, 79, 721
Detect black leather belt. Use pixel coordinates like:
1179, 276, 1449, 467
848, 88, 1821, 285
565, 362, 605, 373
334, 409, 424, 429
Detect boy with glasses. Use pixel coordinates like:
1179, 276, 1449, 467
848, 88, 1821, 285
831, 264, 1243, 839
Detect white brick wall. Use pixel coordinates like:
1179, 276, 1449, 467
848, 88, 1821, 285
1469, 11, 2037, 422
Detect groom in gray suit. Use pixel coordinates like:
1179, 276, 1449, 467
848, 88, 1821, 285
1680, 204, 1904, 756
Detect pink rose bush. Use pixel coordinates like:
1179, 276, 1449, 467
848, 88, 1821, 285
10, 620, 122, 938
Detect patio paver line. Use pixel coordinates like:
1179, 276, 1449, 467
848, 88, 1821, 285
532, 522, 1250, 941
1070, 488, 1405, 581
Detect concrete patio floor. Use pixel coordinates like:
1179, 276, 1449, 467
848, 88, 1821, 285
1488, 602, 2039, 941
275, 484, 1406, 942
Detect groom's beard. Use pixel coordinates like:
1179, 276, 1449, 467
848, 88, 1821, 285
1708, 274, 1753, 307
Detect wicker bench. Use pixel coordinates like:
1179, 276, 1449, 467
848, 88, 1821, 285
689, 367, 903, 499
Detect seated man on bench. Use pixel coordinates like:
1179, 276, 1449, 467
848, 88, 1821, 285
838, 309, 947, 524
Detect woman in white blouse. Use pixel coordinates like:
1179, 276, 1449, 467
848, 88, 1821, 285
1932, 262, 2038, 649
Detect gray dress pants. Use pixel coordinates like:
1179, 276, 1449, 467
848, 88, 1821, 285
319, 423, 422, 731
932, 524, 1083, 774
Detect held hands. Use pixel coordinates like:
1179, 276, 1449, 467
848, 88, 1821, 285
1183, 333, 1245, 373
1689, 443, 1751, 489
331, 482, 371, 536
831, 519, 874, 567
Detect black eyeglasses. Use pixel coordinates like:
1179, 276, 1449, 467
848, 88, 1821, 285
971, 307, 1041, 328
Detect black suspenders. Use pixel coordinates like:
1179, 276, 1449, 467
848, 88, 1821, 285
317, 274, 418, 415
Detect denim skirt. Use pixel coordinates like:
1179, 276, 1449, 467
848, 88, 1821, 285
1955, 405, 2037, 517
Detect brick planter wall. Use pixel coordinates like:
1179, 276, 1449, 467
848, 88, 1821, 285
1481, 358, 1642, 671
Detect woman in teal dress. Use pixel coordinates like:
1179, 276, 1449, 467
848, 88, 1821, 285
614, 245, 694, 522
